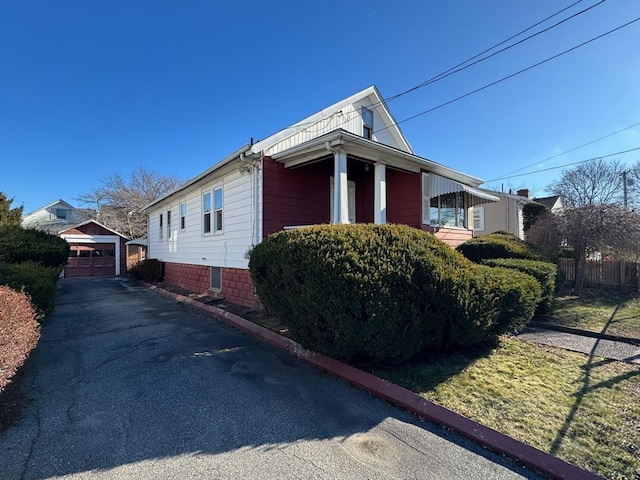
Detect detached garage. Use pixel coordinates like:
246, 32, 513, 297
59, 220, 128, 277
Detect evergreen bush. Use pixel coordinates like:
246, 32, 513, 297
483, 258, 557, 314
250, 224, 542, 362
0, 226, 69, 268
128, 258, 163, 282
0, 262, 59, 317
455, 231, 551, 263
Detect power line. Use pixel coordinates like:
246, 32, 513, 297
484, 147, 640, 182
496, 122, 640, 177
374, 17, 640, 134
267, 0, 600, 140
385, 0, 604, 103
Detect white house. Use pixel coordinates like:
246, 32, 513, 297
143, 85, 499, 309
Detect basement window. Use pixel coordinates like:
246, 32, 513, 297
210, 266, 222, 291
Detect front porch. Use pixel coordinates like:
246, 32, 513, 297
261, 129, 498, 248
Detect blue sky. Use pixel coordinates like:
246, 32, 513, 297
1, 0, 638, 214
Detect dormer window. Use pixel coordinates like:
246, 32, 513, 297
56, 208, 68, 219
362, 107, 373, 139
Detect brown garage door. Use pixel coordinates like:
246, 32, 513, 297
66, 243, 116, 277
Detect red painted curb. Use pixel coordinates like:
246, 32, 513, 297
149, 283, 604, 480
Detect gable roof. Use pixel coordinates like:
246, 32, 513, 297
533, 195, 562, 209
143, 85, 491, 211
59, 219, 129, 238
249, 85, 413, 156
22, 199, 77, 218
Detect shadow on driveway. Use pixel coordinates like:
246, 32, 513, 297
1, 277, 544, 480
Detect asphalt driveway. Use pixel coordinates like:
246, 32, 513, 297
1, 277, 544, 480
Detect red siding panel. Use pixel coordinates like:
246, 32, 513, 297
263, 156, 333, 236
386, 169, 421, 226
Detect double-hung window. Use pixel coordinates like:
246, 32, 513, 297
180, 200, 186, 230
166, 209, 172, 239
203, 185, 223, 234
159, 213, 163, 240
203, 192, 212, 234
362, 107, 373, 139
214, 187, 223, 232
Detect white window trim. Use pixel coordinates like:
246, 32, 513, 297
213, 186, 223, 234
473, 206, 485, 232
166, 207, 172, 240
179, 199, 187, 231
362, 106, 373, 140
202, 184, 224, 236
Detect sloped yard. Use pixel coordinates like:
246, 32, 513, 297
371, 336, 639, 480
541, 290, 640, 340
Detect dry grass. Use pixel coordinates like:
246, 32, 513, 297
373, 337, 640, 480
544, 290, 640, 340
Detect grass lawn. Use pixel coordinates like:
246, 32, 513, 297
542, 290, 640, 340
372, 337, 640, 480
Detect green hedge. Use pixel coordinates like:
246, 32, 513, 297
249, 224, 541, 362
0, 226, 69, 268
0, 262, 60, 317
483, 258, 557, 314
455, 231, 552, 263
128, 259, 163, 282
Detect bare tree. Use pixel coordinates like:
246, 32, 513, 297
527, 204, 640, 289
547, 158, 626, 208
77, 167, 183, 238
625, 160, 640, 211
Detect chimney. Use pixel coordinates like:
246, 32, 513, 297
517, 189, 529, 198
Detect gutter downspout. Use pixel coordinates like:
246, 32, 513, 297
240, 151, 262, 248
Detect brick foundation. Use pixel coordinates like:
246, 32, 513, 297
163, 262, 262, 310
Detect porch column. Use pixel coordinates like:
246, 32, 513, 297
374, 163, 386, 224
333, 150, 349, 224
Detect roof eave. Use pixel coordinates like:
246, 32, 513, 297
142, 144, 252, 212
272, 130, 485, 186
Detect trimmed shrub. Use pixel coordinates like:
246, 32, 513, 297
477, 265, 542, 333
456, 231, 552, 263
0, 286, 40, 393
0, 226, 69, 268
250, 224, 542, 362
0, 262, 59, 317
483, 258, 557, 314
128, 259, 163, 282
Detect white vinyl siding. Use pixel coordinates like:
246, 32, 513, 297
262, 100, 406, 157
472, 196, 526, 239
147, 168, 258, 269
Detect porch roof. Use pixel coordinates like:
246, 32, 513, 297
271, 129, 487, 187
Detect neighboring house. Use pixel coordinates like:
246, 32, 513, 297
472, 189, 533, 240
143, 85, 499, 309
532, 195, 564, 212
22, 200, 129, 277
59, 220, 128, 277
21, 199, 89, 233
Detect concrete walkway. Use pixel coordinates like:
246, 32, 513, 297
517, 327, 640, 364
